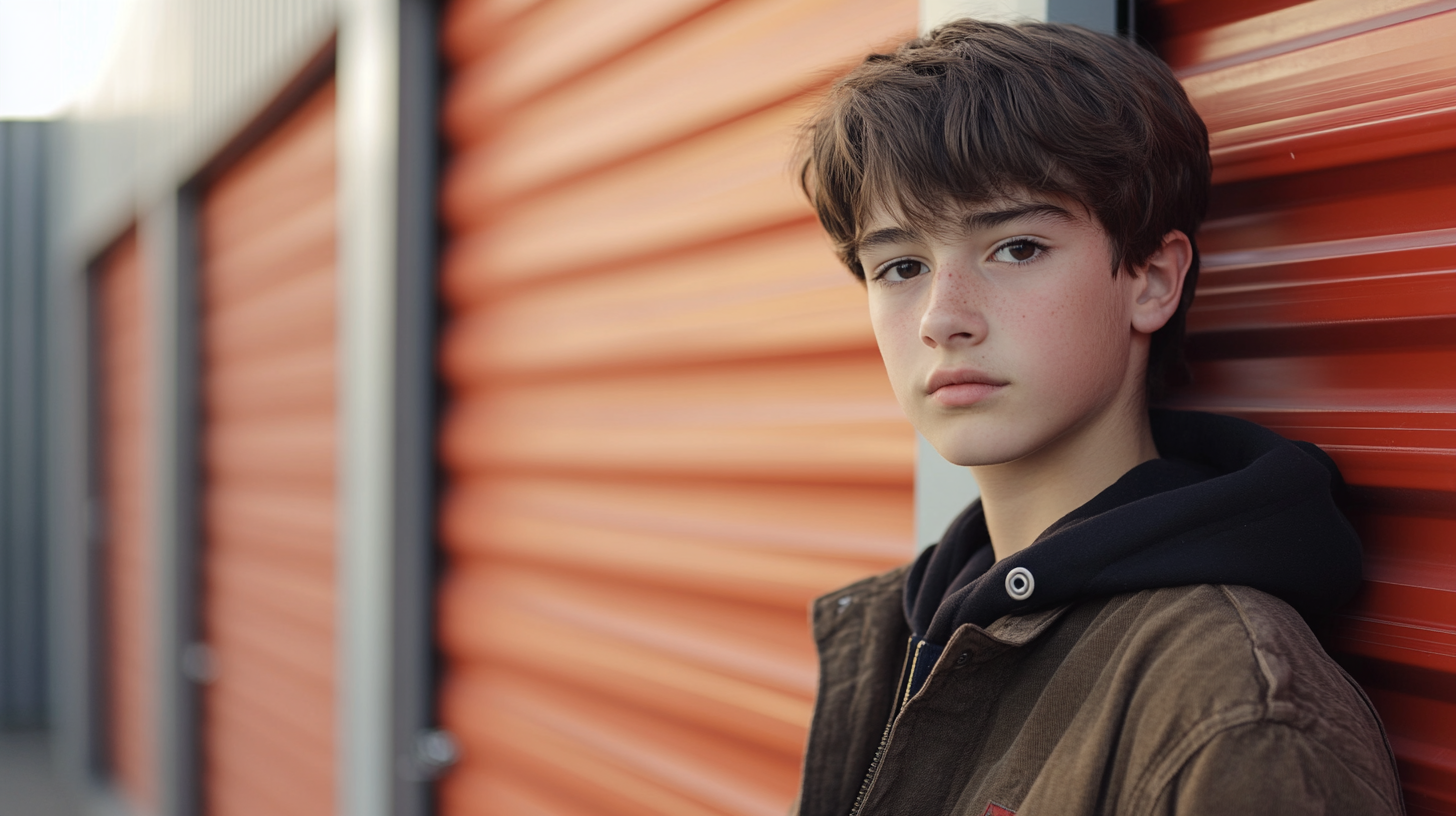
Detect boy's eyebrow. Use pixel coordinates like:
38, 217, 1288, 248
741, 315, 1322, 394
962, 202, 1077, 231
855, 203, 1078, 256
855, 226, 922, 255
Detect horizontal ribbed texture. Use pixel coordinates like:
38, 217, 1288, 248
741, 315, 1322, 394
198, 81, 338, 816
436, 0, 918, 813
1152, 1, 1456, 811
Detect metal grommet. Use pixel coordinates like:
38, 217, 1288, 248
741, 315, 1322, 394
1005, 567, 1035, 601
953, 651, 970, 667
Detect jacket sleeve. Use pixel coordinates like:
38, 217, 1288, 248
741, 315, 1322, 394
1149, 721, 1404, 816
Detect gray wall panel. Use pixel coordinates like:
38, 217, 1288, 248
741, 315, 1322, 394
0, 122, 50, 729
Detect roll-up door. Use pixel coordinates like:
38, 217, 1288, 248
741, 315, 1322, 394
435, 1, 917, 813
94, 230, 158, 812
197, 80, 338, 816
1150, 2, 1456, 812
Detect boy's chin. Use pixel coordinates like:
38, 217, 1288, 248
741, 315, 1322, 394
922, 430, 1031, 469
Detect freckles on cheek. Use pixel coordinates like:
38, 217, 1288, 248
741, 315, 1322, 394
1025, 289, 1122, 388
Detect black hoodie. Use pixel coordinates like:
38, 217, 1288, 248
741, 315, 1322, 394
898, 409, 1363, 700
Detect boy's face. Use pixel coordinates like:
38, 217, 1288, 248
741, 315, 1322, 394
859, 193, 1155, 467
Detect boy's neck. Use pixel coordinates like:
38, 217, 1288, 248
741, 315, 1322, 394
972, 397, 1159, 562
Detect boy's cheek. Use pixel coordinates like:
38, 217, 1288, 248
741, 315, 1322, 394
1013, 286, 1130, 380
868, 310, 923, 387
879, 346, 928, 421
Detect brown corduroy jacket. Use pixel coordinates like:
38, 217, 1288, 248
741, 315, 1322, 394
792, 565, 1404, 816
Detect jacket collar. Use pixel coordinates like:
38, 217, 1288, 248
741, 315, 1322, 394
984, 603, 1072, 645
813, 564, 1070, 650
905, 409, 1363, 645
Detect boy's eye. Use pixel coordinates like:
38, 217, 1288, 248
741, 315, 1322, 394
992, 240, 1045, 263
878, 259, 930, 282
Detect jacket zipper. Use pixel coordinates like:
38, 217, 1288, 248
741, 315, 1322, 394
848, 638, 924, 816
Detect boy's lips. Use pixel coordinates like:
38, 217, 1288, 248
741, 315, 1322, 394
926, 368, 1008, 406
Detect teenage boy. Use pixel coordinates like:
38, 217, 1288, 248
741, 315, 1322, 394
791, 20, 1404, 816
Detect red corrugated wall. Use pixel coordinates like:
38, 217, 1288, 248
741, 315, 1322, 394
197, 80, 339, 816
434, 1, 918, 813
1153, 1, 1456, 812
96, 230, 158, 812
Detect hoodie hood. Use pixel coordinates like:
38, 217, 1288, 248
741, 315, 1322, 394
905, 409, 1363, 646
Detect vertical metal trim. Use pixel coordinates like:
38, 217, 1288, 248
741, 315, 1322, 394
172, 188, 203, 816
0, 122, 11, 726
67, 243, 109, 789
0, 121, 45, 727
0, 120, 53, 725
391, 1, 443, 814
337, 1, 400, 814
8, 123, 50, 729
143, 188, 203, 816
139, 200, 175, 816
0, 119, 51, 740
0, 120, 54, 726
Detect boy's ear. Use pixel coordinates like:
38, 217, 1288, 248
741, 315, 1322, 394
1129, 230, 1193, 335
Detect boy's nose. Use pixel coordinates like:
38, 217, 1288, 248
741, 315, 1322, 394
920, 271, 986, 349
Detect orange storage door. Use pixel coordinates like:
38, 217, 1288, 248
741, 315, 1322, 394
435, 1, 917, 814
1152, 2, 1456, 812
95, 230, 158, 812
197, 81, 338, 816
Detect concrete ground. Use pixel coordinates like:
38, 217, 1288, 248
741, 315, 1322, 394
0, 730, 82, 816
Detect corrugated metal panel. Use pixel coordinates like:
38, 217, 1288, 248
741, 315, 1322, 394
94, 230, 158, 811
1151, 2, 1456, 812
59, 0, 336, 257
435, 0, 918, 813
197, 81, 338, 816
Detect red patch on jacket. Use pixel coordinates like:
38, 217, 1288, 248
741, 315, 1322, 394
981, 804, 1015, 816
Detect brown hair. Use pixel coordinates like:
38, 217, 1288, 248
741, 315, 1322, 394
798, 20, 1211, 399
